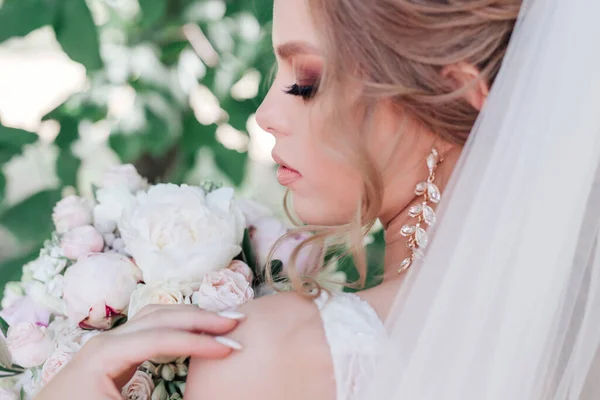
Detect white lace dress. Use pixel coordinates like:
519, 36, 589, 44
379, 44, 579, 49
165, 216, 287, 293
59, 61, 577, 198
315, 291, 386, 400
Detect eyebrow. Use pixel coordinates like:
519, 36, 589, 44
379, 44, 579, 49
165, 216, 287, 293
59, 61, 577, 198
275, 41, 320, 60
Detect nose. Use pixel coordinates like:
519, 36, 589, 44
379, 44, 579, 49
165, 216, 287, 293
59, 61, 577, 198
256, 85, 291, 137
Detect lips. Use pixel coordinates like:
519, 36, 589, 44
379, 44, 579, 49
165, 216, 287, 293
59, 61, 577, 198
272, 153, 302, 186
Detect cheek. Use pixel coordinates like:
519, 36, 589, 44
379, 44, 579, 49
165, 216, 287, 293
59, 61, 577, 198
290, 119, 363, 225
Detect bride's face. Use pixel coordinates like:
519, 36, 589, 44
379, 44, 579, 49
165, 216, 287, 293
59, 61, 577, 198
257, 0, 400, 225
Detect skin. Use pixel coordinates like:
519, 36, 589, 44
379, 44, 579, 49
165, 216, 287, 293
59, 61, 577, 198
36, 0, 489, 398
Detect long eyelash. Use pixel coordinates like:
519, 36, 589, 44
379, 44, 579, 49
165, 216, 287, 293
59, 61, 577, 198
285, 83, 317, 100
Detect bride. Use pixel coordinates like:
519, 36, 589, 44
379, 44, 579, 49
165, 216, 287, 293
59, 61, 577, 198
37, 0, 600, 398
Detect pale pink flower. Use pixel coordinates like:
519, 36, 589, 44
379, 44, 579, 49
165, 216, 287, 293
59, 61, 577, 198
102, 164, 148, 193
63, 253, 142, 330
250, 217, 317, 275
6, 323, 54, 368
60, 225, 104, 260
192, 269, 254, 312
41, 351, 73, 385
128, 284, 185, 320
0, 388, 18, 400
237, 199, 273, 226
227, 260, 254, 283
121, 371, 154, 400
0, 295, 52, 327
52, 196, 93, 234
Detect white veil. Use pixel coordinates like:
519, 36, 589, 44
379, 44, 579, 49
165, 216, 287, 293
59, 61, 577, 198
365, 0, 600, 398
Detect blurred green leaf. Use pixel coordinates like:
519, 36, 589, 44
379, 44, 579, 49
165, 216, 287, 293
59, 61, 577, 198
0, 125, 38, 150
0, 190, 61, 243
213, 144, 247, 186
56, 148, 80, 187
53, 0, 102, 71
53, 116, 79, 149
0, 0, 56, 43
144, 107, 174, 157
109, 134, 146, 163
0, 172, 5, 202
342, 229, 386, 292
139, 0, 167, 28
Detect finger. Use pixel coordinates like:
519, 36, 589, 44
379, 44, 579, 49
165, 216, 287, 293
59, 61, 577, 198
99, 329, 239, 379
113, 307, 241, 336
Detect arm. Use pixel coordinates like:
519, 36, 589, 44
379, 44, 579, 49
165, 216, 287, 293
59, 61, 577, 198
185, 292, 336, 400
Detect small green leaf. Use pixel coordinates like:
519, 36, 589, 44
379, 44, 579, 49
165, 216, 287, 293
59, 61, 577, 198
0, 317, 9, 337
0, 190, 61, 243
138, 0, 167, 28
54, 0, 102, 71
53, 116, 79, 149
0, 0, 56, 43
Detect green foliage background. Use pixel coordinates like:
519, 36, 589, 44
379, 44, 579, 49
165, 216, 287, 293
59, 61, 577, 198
0, 0, 384, 290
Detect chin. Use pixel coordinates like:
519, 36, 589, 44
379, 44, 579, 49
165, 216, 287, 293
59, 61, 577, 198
292, 197, 354, 226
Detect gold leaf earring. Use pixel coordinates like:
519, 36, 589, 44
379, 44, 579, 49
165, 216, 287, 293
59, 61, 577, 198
398, 148, 443, 274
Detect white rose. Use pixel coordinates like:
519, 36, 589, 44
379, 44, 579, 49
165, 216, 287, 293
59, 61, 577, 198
128, 283, 185, 320
251, 217, 317, 275
121, 371, 154, 400
92, 187, 138, 234
6, 323, 54, 368
22, 255, 67, 284
237, 199, 273, 226
41, 351, 73, 385
119, 185, 246, 284
60, 225, 104, 260
192, 270, 254, 313
227, 260, 254, 283
102, 164, 148, 193
1, 282, 24, 309
52, 196, 93, 234
63, 253, 142, 330
0, 388, 18, 400
46, 317, 98, 353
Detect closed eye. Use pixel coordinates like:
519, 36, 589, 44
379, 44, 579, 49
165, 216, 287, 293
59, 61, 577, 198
285, 84, 317, 100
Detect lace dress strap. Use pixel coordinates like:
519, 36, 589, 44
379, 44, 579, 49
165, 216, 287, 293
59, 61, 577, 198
315, 291, 386, 400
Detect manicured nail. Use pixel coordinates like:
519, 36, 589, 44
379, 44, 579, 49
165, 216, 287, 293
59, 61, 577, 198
215, 336, 243, 350
217, 310, 246, 321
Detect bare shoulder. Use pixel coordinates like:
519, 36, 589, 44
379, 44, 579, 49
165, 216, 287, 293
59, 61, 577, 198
185, 292, 335, 400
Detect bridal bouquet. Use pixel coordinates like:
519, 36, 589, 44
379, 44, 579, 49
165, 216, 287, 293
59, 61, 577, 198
0, 164, 345, 400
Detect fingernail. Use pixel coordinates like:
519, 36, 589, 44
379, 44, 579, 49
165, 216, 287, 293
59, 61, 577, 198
215, 336, 243, 350
217, 310, 246, 321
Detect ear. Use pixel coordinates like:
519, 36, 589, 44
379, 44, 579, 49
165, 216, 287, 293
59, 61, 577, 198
441, 62, 490, 111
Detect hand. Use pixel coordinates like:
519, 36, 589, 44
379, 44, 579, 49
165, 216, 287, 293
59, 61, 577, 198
35, 305, 245, 400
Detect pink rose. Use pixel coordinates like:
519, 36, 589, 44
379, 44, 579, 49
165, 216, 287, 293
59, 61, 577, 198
192, 269, 254, 312
121, 371, 154, 400
250, 217, 317, 275
63, 253, 142, 330
6, 323, 54, 368
41, 351, 73, 385
227, 260, 254, 283
102, 164, 148, 193
52, 196, 93, 234
60, 225, 104, 260
0, 295, 52, 327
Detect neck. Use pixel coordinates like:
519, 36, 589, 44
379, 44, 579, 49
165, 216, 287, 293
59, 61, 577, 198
380, 147, 461, 276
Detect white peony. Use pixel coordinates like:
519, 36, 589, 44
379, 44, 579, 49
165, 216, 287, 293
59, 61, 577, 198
46, 317, 98, 353
6, 323, 54, 368
92, 187, 138, 234
121, 371, 154, 400
60, 225, 104, 260
192, 269, 254, 313
52, 196, 93, 234
63, 253, 142, 329
41, 351, 73, 385
102, 164, 148, 193
128, 283, 186, 320
119, 185, 246, 284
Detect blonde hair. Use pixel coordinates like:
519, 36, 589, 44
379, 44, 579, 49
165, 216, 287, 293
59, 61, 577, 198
267, 0, 522, 295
